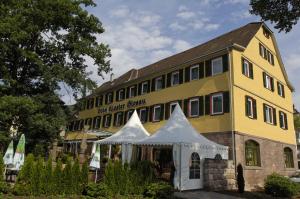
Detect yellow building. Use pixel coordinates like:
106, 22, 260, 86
66, 22, 296, 189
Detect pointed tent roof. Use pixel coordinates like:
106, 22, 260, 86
137, 104, 227, 149
95, 110, 150, 145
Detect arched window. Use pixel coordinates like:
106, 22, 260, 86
284, 147, 294, 168
245, 140, 261, 166
189, 152, 200, 179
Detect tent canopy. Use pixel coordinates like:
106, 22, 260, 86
95, 110, 150, 145
137, 104, 228, 151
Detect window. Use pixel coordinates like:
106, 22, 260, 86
279, 111, 288, 130
95, 96, 102, 107
141, 82, 148, 95
263, 73, 273, 91
107, 93, 113, 104
189, 152, 200, 179
284, 147, 294, 168
153, 105, 161, 122
212, 57, 223, 75
171, 71, 179, 86
264, 104, 275, 124
103, 115, 111, 128
190, 65, 199, 80
245, 96, 256, 119
93, 116, 101, 129
127, 110, 134, 121
155, 77, 163, 90
139, 108, 147, 123
115, 112, 123, 126
211, 93, 223, 115
242, 59, 253, 78
245, 140, 261, 166
189, 98, 199, 117
277, 82, 285, 97
170, 102, 177, 116
259, 43, 274, 65
118, 89, 125, 101
129, 86, 136, 98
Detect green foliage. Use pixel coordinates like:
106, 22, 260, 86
0, 153, 4, 182
295, 114, 300, 129
85, 182, 110, 198
0, 0, 111, 153
250, 0, 300, 32
31, 157, 44, 196
81, 161, 89, 190
144, 182, 173, 199
264, 173, 300, 197
72, 158, 81, 194
62, 158, 73, 195
53, 159, 63, 195
0, 181, 11, 194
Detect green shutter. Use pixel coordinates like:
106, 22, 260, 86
249, 63, 254, 79
166, 73, 171, 87
222, 54, 228, 72
253, 99, 257, 119
185, 66, 191, 82
205, 95, 210, 115
199, 96, 204, 116
223, 91, 230, 113
165, 102, 170, 120
273, 107, 277, 125
205, 60, 212, 77
199, 62, 204, 79
179, 69, 184, 84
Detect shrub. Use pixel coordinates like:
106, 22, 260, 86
264, 173, 300, 197
144, 182, 173, 199
62, 158, 73, 194
31, 157, 44, 196
0, 181, 11, 194
81, 161, 89, 192
72, 158, 81, 194
43, 157, 53, 195
85, 182, 110, 198
53, 159, 63, 195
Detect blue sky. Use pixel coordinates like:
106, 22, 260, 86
61, 0, 300, 110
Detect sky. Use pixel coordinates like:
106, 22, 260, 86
61, 0, 300, 110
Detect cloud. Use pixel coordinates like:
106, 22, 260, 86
110, 6, 130, 18
169, 22, 187, 31
173, 40, 193, 52
285, 54, 300, 72
150, 50, 173, 62
177, 11, 196, 20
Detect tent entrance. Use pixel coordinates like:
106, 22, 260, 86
153, 147, 173, 182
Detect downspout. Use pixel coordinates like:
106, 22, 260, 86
227, 47, 236, 172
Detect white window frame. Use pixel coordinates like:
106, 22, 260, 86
170, 102, 178, 116
211, 93, 223, 115
279, 112, 286, 129
171, 71, 179, 86
190, 65, 199, 81
129, 86, 136, 98
107, 93, 113, 104
104, 115, 110, 128
141, 82, 148, 95
153, 105, 161, 122
265, 74, 272, 90
211, 57, 223, 76
278, 83, 284, 97
139, 108, 147, 123
118, 89, 124, 101
115, 112, 123, 126
243, 60, 250, 77
127, 110, 134, 121
246, 98, 254, 118
155, 77, 163, 91
189, 98, 199, 117
264, 105, 274, 124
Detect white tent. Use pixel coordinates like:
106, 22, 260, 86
137, 104, 228, 191
94, 110, 150, 164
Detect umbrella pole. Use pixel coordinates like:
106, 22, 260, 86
108, 144, 112, 159
95, 169, 98, 183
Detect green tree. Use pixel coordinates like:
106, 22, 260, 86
250, 0, 300, 32
0, 153, 4, 182
62, 158, 73, 194
31, 157, 43, 196
72, 158, 81, 194
81, 161, 89, 191
53, 159, 63, 195
43, 157, 53, 195
0, 0, 111, 153
295, 114, 300, 130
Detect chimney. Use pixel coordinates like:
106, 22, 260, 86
110, 73, 114, 82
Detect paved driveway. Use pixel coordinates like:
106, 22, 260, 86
174, 190, 243, 199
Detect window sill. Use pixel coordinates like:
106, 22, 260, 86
189, 114, 200, 118
210, 112, 224, 116
246, 115, 256, 120
152, 120, 161, 123
244, 165, 263, 170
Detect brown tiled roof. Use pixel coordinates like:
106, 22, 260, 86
93, 22, 262, 95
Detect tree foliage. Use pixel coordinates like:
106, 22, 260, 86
0, 0, 111, 152
250, 0, 300, 32
295, 114, 300, 130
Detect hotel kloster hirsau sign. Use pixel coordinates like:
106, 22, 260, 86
98, 99, 146, 114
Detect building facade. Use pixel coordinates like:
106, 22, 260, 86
66, 22, 296, 190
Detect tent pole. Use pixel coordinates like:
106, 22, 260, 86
179, 143, 182, 191
108, 144, 112, 159
95, 169, 98, 183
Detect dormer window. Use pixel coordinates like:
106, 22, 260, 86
118, 89, 125, 101
129, 86, 136, 98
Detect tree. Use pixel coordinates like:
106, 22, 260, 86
53, 159, 63, 195
72, 158, 81, 194
0, 153, 4, 182
250, 0, 300, 32
0, 0, 111, 153
295, 114, 300, 130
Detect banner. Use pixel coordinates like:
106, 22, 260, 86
90, 143, 100, 169
3, 141, 14, 165
13, 134, 25, 170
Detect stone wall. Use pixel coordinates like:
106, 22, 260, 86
203, 158, 236, 191
203, 131, 298, 191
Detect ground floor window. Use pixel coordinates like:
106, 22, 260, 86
245, 140, 261, 166
153, 105, 161, 122
189, 152, 200, 179
284, 147, 294, 168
